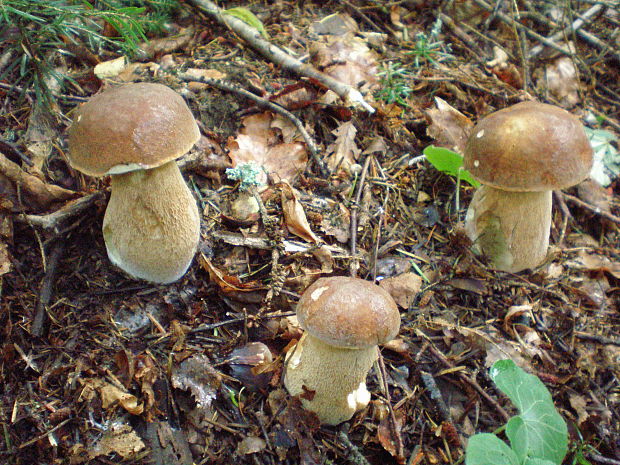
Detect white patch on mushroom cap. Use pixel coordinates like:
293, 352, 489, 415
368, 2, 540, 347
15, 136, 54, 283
474, 160, 480, 167
310, 286, 329, 301
476, 129, 484, 138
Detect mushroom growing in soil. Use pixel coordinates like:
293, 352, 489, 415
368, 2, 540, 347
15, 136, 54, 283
284, 276, 400, 425
463, 101, 593, 273
68, 82, 201, 283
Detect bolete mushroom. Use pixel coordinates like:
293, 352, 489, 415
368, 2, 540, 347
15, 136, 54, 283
68, 82, 201, 283
463, 101, 593, 272
284, 276, 400, 425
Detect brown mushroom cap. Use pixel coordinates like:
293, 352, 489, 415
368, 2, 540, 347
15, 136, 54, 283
296, 276, 400, 349
67, 83, 200, 176
463, 101, 593, 192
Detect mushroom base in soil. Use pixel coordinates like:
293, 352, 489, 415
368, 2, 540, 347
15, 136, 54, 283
284, 333, 377, 426
465, 185, 552, 273
103, 160, 200, 284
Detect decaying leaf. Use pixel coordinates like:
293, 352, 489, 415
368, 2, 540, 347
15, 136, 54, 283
236, 436, 267, 455
325, 120, 361, 172
543, 56, 579, 108
425, 97, 474, 154
78, 378, 144, 415
172, 354, 222, 409
88, 423, 145, 460
377, 410, 405, 463
309, 31, 379, 93
567, 250, 620, 279
0, 240, 11, 277
200, 254, 266, 293
379, 272, 423, 308
281, 182, 319, 243
227, 112, 308, 184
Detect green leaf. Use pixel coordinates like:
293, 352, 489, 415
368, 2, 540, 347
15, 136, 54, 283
465, 433, 520, 465
423, 146, 480, 187
223, 7, 268, 38
523, 459, 558, 465
490, 360, 568, 465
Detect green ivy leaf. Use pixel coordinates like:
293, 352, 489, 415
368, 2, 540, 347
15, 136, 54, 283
491, 360, 568, 465
423, 146, 480, 187
465, 433, 520, 465
223, 7, 268, 38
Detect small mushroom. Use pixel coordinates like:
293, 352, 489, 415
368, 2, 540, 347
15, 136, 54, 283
284, 276, 400, 425
463, 101, 593, 272
67, 83, 201, 283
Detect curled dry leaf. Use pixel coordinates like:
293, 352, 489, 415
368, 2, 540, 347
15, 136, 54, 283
377, 409, 405, 463
0, 240, 11, 277
227, 112, 308, 184
78, 378, 144, 415
280, 182, 319, 243
325, 120, 360, 172
379, 272, 422, 308
425, 97, 474, 154
172, 354, 222, 409
200, 254, 266, 293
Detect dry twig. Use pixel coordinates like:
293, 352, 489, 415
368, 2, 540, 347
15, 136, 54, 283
186, 0, 375, 113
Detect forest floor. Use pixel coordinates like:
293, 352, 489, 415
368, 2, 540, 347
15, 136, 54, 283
1, 0, 619, 464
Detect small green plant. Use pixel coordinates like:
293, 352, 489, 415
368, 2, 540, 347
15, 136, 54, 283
408, 17, 453, 68
465, 359, 568, 465
375, 61, 412, 106
423, 146, 480, 187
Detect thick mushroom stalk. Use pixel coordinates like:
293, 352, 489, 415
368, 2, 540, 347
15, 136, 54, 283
462, 101, 593, 273
104, 161, 200, 283
465, 186, 552, 273
285, 333, 377, 426
283, 276, 400, 425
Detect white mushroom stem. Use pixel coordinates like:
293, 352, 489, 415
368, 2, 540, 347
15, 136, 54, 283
465, 184, 552, 273
103, 160, 200, 283
284, 333, 377, 425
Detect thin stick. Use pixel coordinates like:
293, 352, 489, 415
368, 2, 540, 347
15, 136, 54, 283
186, 0, 375, 113
0, 82, 87, 102
562, 192, 620, 225
16, 192, 104, 234
32, 241, 65, 337
349, 155, 372, 277
472, 0, 576, 57
574, 331, 620, 346
178, 73, 328, 178
529, 4, 604, 58
377, 351, 404, 461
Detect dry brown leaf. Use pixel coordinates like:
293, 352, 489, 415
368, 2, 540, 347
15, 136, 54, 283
543, 56, 579, 108
79, 378, 144, 415
136, 26, 195, 60
88, 423, 145, 460
311, 13, 359, 36
569, 251, 620, 279
577, 179, 611, 213
280, 182, 319, 243
309, 32, 379, 93
377, 409, 405, 463
0, 240, 11, 277
569, 393, 590, 426
200, 254, 266, 293
228, 342, 274, 392
425, 97, 474, 154
446, 278, 487, 295
325, 120, 360, 172
236, 436, 267, 455
379, 272, 423, 308
227, 112, 308, 184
